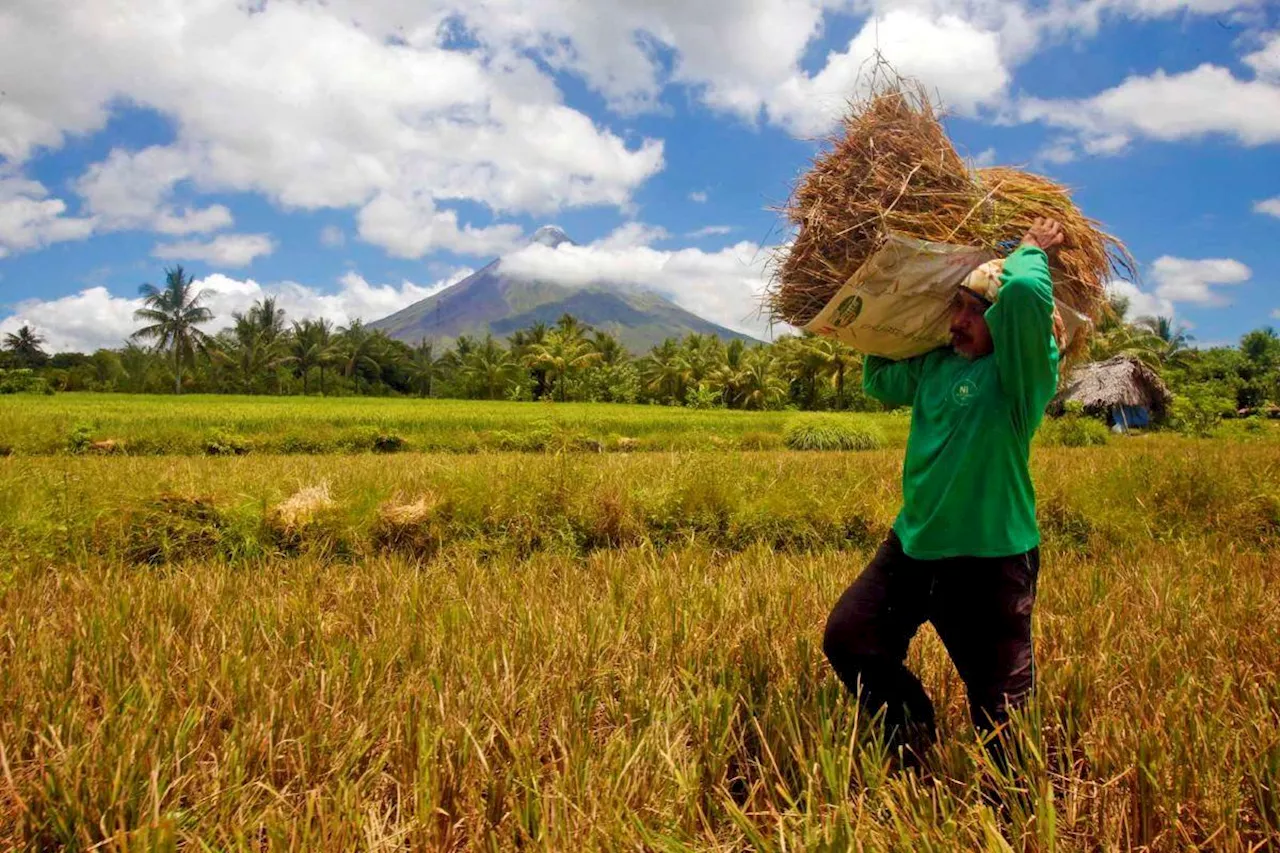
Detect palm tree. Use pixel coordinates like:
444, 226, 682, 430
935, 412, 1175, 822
705, 339, 745, 407
3, 324, 48, 368
405, 339, 445, 398
1239, 327, 1280, 371
132, 265, 214, 394
528, 329, 602, 401
781, 334, 832, 409
291, 318, 338, 395
679, 333, 725, 388
461, 336, 521, 399
591, 329, 627, 366
812, 337, 861, 410
736, 349, 788, 410
222, 298, 292, 393
510, 323, 551, 398
1135, 315, 1194, 366
554, 313, 590, 343
117, 342, 161, 393
639, 339, 692, 404
337, 320, 388, 388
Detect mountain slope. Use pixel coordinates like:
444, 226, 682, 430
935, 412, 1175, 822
368, 227, 758, 352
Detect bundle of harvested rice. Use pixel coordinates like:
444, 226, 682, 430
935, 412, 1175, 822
267, 483, 335, 534
768, 76, 1132, 333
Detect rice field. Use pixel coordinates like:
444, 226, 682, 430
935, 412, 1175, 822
0, 394, 910, 456
1, 397, 1279, 850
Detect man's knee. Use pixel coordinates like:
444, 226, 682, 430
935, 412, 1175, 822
822, 602, 876, 671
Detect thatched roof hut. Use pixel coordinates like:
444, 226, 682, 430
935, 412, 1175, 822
1050, 356, 1172, 425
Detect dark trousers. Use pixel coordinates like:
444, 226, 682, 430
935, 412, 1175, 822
823, 531, 1039, 759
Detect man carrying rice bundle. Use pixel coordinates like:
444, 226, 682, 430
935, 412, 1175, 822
822, 216, 1065, 770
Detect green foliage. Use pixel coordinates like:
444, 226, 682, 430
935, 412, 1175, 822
1170, 389, 1234, 438
783, 415, 883, 451
0, 368, 53, 395
490, 420, 600, 453
1040, 402, 1110, 447
338, 426, 409, 453
684, 384, 721, 410
372, 432, 407, 453
204, 429, 250, 456
67, 422, 96, 453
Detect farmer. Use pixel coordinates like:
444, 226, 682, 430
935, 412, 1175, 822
822, 217, 1066, 767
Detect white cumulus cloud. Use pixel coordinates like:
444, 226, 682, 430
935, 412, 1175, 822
0, 0, 664, 258
1019, 64, 1280, 154
0, 268, 472, 353
1150, 256, 1252, 305
769, 11, 1012, 136
1244, 31, 1280, 81
1254, 197, 1280, 218
74, 145, 232, 236
1107, 280, 1175, 320
0, 175, 96, 257
152, 234, 276, 268
500, 231, 776, 338
356, 193, 524, 259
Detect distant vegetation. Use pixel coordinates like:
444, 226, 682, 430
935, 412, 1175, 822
4, 267, 1279, 430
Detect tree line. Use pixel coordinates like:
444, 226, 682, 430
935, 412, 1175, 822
3, 266, 1279, 415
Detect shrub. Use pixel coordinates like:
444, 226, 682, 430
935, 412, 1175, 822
491, 428, 551, 452
0, 369, 53, 395
372, 432, 407, 453
1170, 390, 1233, 438
1040, 414, 1110, 447
685, 385, 722, 410
491, 421, 600, 453
782, 415, 883, 451
337, 427, 407, 453
67, 423, 96, 453
204, 430, 250, 456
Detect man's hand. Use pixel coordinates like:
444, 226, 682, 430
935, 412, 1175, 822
1019, 217, 1065, 253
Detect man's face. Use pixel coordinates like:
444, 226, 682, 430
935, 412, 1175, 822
950, 288, 994, 359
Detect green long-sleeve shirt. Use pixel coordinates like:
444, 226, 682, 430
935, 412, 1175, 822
863, 245, 1059, 559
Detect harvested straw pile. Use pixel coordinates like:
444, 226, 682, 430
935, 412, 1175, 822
769, 76, 1133, 329
371, 494, 444, 555
267, 483, 335, 535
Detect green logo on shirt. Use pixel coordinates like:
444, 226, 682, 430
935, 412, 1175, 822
951, 378, 978, 406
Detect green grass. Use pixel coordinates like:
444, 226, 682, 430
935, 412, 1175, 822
0, 394, 912, 456
1, 437, 1279, 848
783, 414, 884, 451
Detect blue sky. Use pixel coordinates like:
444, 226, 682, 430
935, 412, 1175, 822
1, 0, 1278, 352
